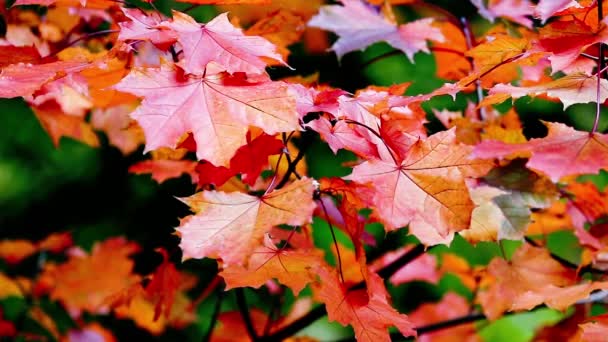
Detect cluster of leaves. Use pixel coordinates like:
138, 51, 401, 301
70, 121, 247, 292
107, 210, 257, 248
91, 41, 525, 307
4, 0, 608, 341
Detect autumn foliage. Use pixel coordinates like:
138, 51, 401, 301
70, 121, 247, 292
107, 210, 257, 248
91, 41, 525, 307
5, 0, 608, 341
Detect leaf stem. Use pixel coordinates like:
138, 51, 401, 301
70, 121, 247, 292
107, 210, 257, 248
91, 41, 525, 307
461, 17, 486, 120
319, 198, 345, 284
593, 0, 605, 133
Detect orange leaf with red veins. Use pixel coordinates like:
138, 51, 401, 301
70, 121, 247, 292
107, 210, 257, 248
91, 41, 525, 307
0, 61, 88, 99
308, 0, 444, 61
432, 22, 470, 80
473, 122, 608, 182
220, 234, 325, 295
346, 129, 492, 246
38, 237, 141, 316
477, 243, 578, 319
161, 11, 286, 75
177, 177, 315, 266
408, 293, 478, 342
566, 182, 608, 222
538, 18, 608, 71
129, 160, 199, 184
113, 66, 299, 167
314, 266, 416, 341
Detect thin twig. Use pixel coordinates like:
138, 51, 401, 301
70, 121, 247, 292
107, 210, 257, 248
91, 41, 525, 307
525, 238, 606, 275
236, 288, 258, 341
461, 16, 486, 120
202, 286, 225, 342
261, 244, 428, 340
320, 198, 345, 284
275, 134, 310, 189
593, 0, 605, 133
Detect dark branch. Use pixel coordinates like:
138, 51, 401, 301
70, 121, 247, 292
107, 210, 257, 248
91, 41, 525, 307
525, 238, 606, 275
262, 244, 428, 340
275, 132, 311, 189
236, 288, 259, 341
202, 286, 225, 342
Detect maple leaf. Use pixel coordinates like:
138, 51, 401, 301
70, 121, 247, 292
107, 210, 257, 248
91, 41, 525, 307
473, 122, 608, 182
459, 185, 549, 243
37, 237, 141, 316
0, 240, 37, 265
577, 314, 608, 342
474, 243, 608, 319
534, 0, 582, 23
144, 249, 187, 321
129, 160, 199, 184
0, 45, 41, 67
177, 178, 316, 266
470, 0, 534, 28
537, 17, 608, 71
0, 61, 88, 99
32, 107, 100, 148
314, 266, 416, 341
161, 11, 286, 75
117, 8, 176, 49
228, 133, 284, 186
245, 10, 306, 64
408, 293, 478, 342
113, 65, 299, 167
90, 105, 144, 155
308, 0, 444, 60
369, 247, 440, 286
194, 132, 283, 187
346, 129, 492, 245
485, 73, 608, 109
220, 234, 325, 295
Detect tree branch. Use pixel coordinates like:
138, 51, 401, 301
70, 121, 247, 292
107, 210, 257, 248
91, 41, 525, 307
236, 288, 259, 341
525, 238, 606, 275
593, 0, 605, 133
202, 286, 224, 342
261, 244, 427, 340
